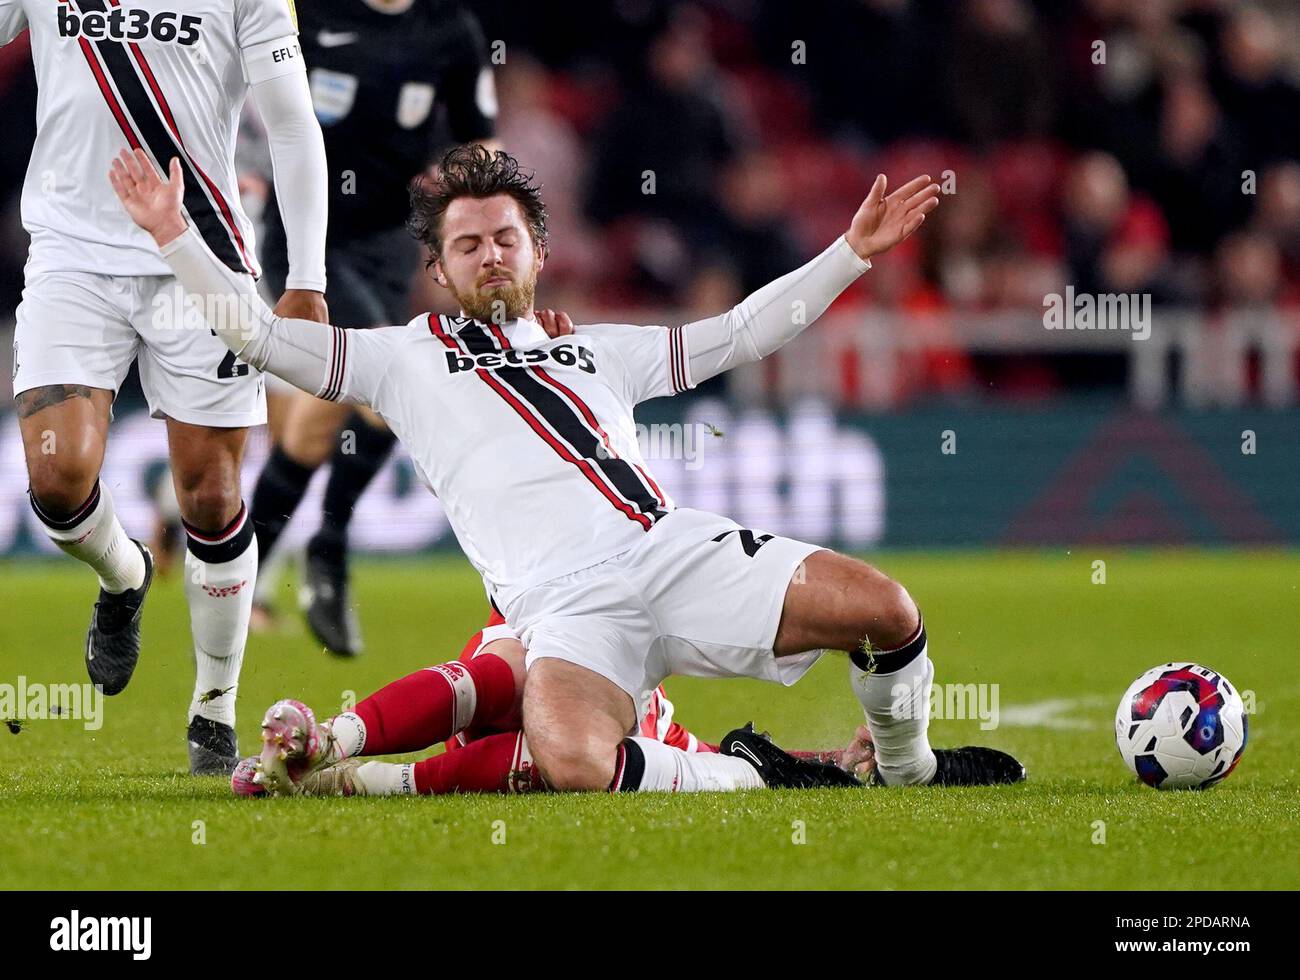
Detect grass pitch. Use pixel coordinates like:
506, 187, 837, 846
1, 550, 1296, 890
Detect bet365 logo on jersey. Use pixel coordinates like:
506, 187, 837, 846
445, 344, 597, 375
58, 4, 204, 47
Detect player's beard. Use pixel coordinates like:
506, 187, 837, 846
450, 269, 537, 324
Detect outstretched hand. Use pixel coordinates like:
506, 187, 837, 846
109, 149, 188, 246
845, 173, 941, 261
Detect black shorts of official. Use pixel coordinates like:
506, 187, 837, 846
260, 214, 422, 329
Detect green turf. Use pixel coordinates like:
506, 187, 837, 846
1, 550, 1296, 890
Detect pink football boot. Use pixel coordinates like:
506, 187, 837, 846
255, 698, 336, 795
230, 756, 266, 797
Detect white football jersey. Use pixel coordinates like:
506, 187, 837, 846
323, 313, 693, 608
1, 0, 303, 281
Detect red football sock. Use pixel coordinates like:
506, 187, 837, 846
414, 731, 546, 795
354, 653, 517, 755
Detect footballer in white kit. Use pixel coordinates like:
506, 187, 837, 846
113, 143, 1027, 796
2, 0, 328, 773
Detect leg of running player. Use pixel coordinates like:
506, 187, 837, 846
248, 389, 346, 567
247, 392, 344, 636
166, 418, 257, 775
18, 385, 152, 695
249, 388, 378, 655
302, 404, 396, 654
248, 382, 295, 629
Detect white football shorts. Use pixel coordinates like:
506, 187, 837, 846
13, 270, 266, 428
506, 507, 828, 722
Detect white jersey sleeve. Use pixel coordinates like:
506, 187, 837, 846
333, 324, 408, 406
591, 236, 871, 405
586, 323, 690, 406
235, 0, 298, 47
235, 0, 301, 83
235, 0, 323, 293
0, 0, 26, 45
250, 67, 327, 291
158, 226, 400, 407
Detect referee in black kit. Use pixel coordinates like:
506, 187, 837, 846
251, 0, 499, 655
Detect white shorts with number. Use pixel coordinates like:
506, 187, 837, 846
506, 508, 827, 723
12, 271, 266, 427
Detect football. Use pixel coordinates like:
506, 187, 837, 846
1115, 663, 1248, 790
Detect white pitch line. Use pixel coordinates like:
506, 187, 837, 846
997, 697, 1108, 730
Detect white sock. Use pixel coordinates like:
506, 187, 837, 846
32, 482, 145, 593
849, 622, 938, 786
353, 761, 416, 796
327, 711, 367, 761
183, 506, 257, 728
613, 736, 766, 792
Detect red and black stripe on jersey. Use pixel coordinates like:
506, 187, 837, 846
430, 316, 668, 530
71, 0, 257, 276
318, 325, 349, 402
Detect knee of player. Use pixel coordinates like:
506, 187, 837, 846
280, 425, 336, 469
527, 733, 617, 792
866, 578, 920, 650
173, 473, 241, 529
26, 454, 99, 513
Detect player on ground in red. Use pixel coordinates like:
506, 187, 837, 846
230, 610, 876, 796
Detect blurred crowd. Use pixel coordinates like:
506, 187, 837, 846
2, 0, 1298, 362
469, 0, 1300, 320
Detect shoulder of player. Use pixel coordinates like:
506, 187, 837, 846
231, 0, 285, 16
340, 316, 429, 352
573, 323, 673, 357
229, 0, 300, 37
574, 322, 668, 341
335, 317, 426, 390
400, 313, 446, 339
567, 324, 673, 378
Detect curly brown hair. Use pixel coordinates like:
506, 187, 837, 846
408, 145, 549, 265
